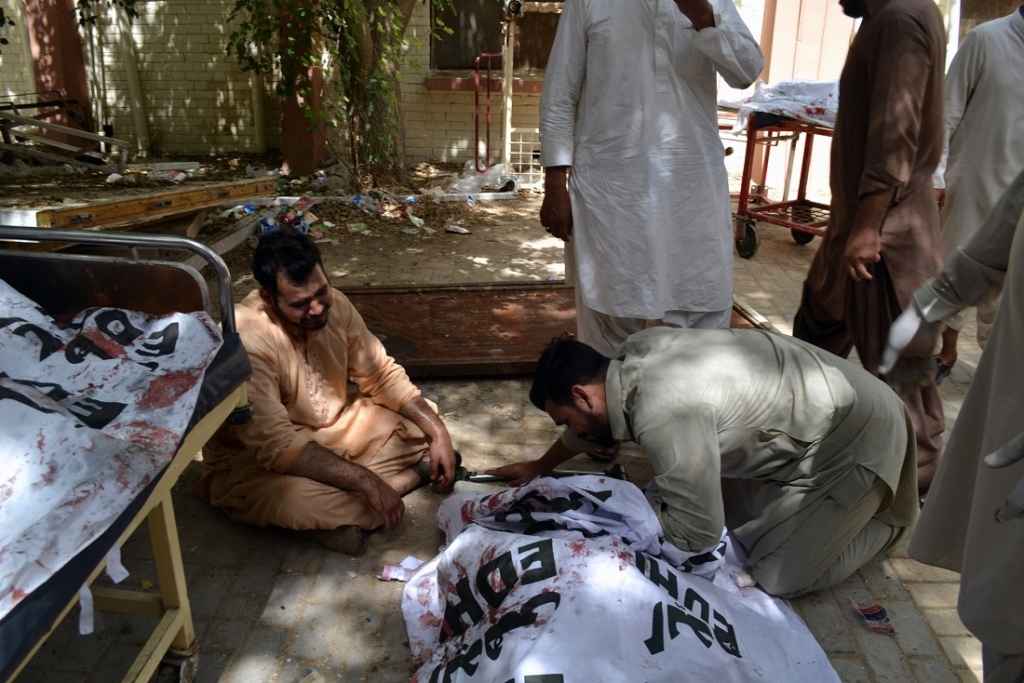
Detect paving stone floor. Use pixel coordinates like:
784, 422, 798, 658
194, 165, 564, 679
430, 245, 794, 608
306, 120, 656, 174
16, 214, 984, 683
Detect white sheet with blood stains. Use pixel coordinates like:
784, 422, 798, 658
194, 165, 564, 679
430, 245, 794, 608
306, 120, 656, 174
403, 476, 839, 682
0, 279, 222, 621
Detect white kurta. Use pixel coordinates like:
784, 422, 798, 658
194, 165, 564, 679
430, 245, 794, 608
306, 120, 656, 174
540, 0, 763, 319
932, 9, 1024, 256
908, 168, 1024, 655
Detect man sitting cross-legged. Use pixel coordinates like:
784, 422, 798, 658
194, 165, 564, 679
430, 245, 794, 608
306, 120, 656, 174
201, 229, 458, 555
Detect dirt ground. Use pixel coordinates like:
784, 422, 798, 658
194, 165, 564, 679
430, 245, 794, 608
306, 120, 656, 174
0, 155, 561, 298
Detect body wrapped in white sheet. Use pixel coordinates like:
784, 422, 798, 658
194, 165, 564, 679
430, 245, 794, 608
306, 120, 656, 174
403, 476, 839, 682
0, 279, 222, 621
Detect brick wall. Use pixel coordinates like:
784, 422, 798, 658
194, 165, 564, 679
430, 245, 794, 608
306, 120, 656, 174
0, 1, 38, 100
91, 0, 281, 155
400, 2, 544, 169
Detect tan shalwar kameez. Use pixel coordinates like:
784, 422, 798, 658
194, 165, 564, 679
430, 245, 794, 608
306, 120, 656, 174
594, 327, 919, 598
909, 169, 1024, 682
793, 0, 947, 490
201, 289, 429, 531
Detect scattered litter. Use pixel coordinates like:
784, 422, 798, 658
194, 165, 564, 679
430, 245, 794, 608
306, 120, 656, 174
352, 195, 376, 214
246, 164, 280, 178
140, 580, 154, 592
258, 217, 277, 235
377, 564, 413, 582
127, 161, 200, 171
408, 214, 424, 228
445, 224, 471, 235
852, 599, 895, 635
466, 194, 476, 207
423, 185, 446, 202
347, 222, 367, 233
322, 220, 335, 229
403, 228, 420, 236
423, 226, 437, 235
219, 204, 257, 220
544, 275, 560, 282
105, 173, 123, 184
377, 556, 425, 582
152, 170, 187, 183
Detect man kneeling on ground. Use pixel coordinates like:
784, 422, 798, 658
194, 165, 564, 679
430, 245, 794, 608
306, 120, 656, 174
489, 328, 919, 597
201, 229, 458, 555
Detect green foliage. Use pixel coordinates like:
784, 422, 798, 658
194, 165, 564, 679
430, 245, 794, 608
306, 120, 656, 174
0, 7, 15, 55
225, 0, 452, 187
74, 0, 139, 26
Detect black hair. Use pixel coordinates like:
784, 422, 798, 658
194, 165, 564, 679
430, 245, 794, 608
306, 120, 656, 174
529, 336, 610, 410
252, 229, 325, 296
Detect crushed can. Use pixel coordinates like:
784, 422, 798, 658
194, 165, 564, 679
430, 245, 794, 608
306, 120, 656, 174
258, 217, 278, 235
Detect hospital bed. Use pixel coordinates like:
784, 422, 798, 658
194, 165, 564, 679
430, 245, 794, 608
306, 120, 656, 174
0, 227, 252, 683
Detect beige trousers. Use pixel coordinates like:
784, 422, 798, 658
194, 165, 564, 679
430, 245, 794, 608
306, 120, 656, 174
748, 466, 903, 599
203, 419, 429, 531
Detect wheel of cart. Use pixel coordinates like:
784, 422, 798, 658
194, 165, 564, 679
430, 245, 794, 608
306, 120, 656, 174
791, 228, 815, 245
729, 112, 833, 257
734, 216, 759, 259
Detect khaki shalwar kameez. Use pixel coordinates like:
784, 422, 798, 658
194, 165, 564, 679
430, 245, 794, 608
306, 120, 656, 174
201, 289, 429, 531
793, 0, 947, 490
594, 327, 919, 597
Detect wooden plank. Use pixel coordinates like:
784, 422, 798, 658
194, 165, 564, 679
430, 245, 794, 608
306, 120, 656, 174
10, 130, 83, 152
0, 110, 133, 148
33, 178, 278, 230
91, 588, 165, 618
0, 141, 98, 169
343, 282, 576, 377
342, 284, 773, 378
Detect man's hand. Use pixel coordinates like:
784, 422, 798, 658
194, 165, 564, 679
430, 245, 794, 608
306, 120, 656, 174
484, 460, 549, 487
289, 442, 407, 531
541, 167, 573, 241
362, 477, 406, 531
486, 438, 580, 486
426, 436, 457, 493
399, 395, 457, 492
846, 188, 896, 281
934, 188, 946, 211
673, 0, 715, 29
984, 430, 1024, 523
845, 228, 882, 280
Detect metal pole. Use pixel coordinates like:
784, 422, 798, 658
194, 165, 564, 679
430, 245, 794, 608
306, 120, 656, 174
502, 18, 515, 170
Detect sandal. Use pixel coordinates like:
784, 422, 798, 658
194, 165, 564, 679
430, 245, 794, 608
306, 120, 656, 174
934, 357, 955, 385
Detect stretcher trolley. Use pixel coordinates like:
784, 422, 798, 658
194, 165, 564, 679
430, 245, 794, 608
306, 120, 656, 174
732, 113, 834, 259
0, 228, 252, 683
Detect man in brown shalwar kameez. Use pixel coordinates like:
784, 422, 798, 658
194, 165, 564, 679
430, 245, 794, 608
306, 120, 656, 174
793, 0, 946, 495
201, 230, 458, 554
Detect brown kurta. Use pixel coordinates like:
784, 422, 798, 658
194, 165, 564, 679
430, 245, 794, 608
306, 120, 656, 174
200, 289, 429, 530
794, 0, 946, 488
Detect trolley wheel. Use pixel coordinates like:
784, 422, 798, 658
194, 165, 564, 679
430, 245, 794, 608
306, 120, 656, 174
791, 229, 815, 245
735, 221, 759, 259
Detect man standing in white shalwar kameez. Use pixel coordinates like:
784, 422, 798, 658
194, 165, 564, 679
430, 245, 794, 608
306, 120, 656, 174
931, 5, 1024, 379
539, 0, 763, 357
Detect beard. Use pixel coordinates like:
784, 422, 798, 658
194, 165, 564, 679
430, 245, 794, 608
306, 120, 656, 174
274, 301, 331, 331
